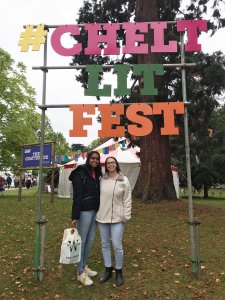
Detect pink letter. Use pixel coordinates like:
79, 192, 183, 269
177, 20, 208, 52
51, 25, 82, 56
85, 23, 120, 55
123, 22, 148, 54
150, 22, 177, 53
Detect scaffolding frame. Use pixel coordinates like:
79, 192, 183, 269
32, 23, 201, 280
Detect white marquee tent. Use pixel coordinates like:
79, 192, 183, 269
58, 138, 179, 198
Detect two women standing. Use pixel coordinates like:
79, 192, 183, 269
70, 153, 132, 287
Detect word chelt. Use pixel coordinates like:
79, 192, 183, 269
51, 20, 207, 56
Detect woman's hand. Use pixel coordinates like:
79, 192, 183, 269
71, 219, 77, 231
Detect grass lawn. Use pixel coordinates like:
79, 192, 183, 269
0, 188, 225, 299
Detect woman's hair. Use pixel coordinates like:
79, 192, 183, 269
86, 151, 102, 175
105, 156, 121, 174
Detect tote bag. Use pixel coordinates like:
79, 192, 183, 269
59, 228, 81, 264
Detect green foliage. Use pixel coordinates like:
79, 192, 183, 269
171, 52, 225, 197
0, 48, 40, 171
171, 52, 225, 196
0, 48, 70, 171
183, 0, 225, 32
44, 122, 70, 155
70, 143, 90, 153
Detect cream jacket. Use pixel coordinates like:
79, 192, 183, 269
96, 172, 132, 223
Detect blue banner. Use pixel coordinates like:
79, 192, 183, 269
22, 144, 52, 168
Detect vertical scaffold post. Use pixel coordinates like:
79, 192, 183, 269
34, 29, 48, 281
39, 216, 48, 281
193, 217, 201, 278
50, 142, 55, 203
180, 33, 201, 276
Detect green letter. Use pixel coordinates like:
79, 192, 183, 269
114, 64, 131, 96
133, 64, 164, 95
85, 65, 111, 96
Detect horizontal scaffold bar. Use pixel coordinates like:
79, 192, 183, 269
32, 63, 196, 71
38, 102, 191, 109
24, 21, 177, 29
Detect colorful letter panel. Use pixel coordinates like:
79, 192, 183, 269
123, 22, 148, 54
177, 20, 207, 52
133, 64, 164, 95
51, 25, 82, 56
150, 22, 177, 53
85, 23, 120, 55
98, 104, 125, 137
126, 104, 153, 136
153, 102, 184, 135
85, 65, 111, 97
69, 104, 95, 137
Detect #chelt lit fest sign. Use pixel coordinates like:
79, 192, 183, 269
19, 20, 208, 137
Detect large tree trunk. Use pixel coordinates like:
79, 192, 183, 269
133, 0, 177, 202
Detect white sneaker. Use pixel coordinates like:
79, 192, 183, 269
77, 272, 93, 286
84, 266, 98, 277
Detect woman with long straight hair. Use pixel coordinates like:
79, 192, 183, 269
69, 151, 102, 286
96, 156, 132, 286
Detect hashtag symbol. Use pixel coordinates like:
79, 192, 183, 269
18, 24, 47, 52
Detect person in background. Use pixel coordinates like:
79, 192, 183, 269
6, 175, 12, 189
96, 156, 132, 287
25, 174, 32, 189
14, 177, 19, 188
0, 175, 5, 192
69, 151, 102, 286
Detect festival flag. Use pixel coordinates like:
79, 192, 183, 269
102, 147, 109, 154
119, 140, 126, 147
64, 154, 69, 162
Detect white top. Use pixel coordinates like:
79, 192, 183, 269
96, 173, 132, 223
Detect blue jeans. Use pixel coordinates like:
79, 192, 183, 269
98, 222, 124, 270
77, 210, 97, 274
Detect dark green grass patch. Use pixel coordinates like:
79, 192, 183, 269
0, 189, 225, 299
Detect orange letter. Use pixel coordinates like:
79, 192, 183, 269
153, 102, 184, 135
126, 104, 153, 136
69, 104, 95, 137
98, 104, 125, 137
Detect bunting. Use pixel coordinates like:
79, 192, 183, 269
54, 140, 127, 163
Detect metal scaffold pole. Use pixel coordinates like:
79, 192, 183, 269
34, 33, 48, 281
180, 34, 201, 277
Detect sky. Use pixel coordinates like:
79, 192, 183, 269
1, 1, 225, 146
